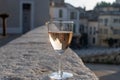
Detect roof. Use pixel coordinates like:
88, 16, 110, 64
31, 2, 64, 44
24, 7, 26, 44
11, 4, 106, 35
95, 3, 120, 9
50, 2, 66, 7
112, 3, 120, 8
100, 11, 120, 16
54, 3, 66, 7
65, 3, 78, 10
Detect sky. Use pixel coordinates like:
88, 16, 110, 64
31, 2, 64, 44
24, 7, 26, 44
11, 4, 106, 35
65, 0, 115, 10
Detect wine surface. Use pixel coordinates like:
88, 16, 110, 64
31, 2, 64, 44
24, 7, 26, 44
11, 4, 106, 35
48, 31, 73, 51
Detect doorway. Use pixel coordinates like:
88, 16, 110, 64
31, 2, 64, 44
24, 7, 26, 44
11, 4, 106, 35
22, 3, 31, 33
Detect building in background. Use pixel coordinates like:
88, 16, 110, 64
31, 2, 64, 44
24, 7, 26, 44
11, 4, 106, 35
98, 12, 120, 47
94, 0, 120, 47
50, 0, 120, 48
0, 0, 49, 34
88, 19, 99, 46
50, 0, 81, 48
77, 0, 120, 48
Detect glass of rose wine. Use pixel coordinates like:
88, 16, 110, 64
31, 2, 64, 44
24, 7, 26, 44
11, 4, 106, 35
47, 21, 74, 79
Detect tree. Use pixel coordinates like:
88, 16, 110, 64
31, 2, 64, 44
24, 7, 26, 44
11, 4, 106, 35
95, 1, 111, 8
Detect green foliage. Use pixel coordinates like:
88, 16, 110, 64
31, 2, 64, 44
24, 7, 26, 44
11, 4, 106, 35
95, 1, 111, 7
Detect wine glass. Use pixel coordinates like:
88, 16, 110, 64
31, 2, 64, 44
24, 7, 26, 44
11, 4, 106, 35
47, 21, 74, 79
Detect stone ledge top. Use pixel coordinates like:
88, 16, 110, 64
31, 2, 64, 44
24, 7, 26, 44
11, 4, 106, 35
0, 26, 98, 80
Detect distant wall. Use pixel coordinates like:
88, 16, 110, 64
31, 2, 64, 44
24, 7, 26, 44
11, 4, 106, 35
34, 0, 49, 27
0, 0, 49, 33
0, 0, 21, 33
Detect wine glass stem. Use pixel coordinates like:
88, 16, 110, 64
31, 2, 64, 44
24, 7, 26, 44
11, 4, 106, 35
58, 54, 62, 78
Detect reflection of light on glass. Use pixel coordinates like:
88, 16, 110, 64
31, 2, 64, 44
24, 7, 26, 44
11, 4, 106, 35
49, 34, 62, 50
51, 1, 55, 7
48, 31, 73, 51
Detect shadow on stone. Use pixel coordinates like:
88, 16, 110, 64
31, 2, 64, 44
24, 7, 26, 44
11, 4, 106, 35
2, 76, 24, 80
0, 34, 21, 47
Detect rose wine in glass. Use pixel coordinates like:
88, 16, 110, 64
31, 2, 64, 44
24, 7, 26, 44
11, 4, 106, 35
47, 21, 74, 79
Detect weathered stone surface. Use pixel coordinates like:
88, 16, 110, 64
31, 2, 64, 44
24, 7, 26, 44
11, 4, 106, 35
0, 26, 98, 80
82, 53, 120, 64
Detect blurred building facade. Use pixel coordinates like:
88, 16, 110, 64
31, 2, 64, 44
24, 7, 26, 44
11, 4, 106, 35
50, 0, 120, 48
78, 0, 120, 48
49, 0, 81, 47
0, 0, 49, 34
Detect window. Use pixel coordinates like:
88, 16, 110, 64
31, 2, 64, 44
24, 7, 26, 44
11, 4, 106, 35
60, 0, 64, 3
119, 19, 120, 23
93, 27, 96, 35
79, 25, 84, 33
89, 27, 92, 35
79, 13, 85, 19
113, 18, 118, 23
93, 37, 96, 44
23, 3, 31, 10
70, 12, 76, 19
113, 18, 120, 24
104, 29, 108, 34
59, 9, 63, 18
84, 26, 87, 33
113, 29, 120, 34
80, 13, 84, 16
99, 19, 103, 23
99, 28, 102, 34
104, 18, 108, 26
73, 24, 76, 33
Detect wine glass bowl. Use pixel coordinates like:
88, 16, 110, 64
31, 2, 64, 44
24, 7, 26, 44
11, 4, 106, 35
47, 21, 74, 79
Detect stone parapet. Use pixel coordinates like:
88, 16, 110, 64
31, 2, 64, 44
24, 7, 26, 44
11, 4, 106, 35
0, 26, 98, 80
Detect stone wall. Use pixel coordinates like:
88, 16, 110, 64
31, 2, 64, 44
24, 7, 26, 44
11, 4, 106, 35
0, 26, 98, 80
82, 52, 120, 64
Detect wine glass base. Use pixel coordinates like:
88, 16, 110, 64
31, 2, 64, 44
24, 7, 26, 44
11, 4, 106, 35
49, 72, 73, 80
